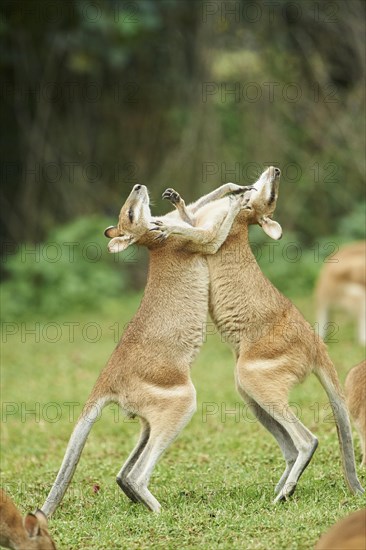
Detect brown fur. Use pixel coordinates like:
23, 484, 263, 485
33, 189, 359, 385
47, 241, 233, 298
345, 360, 366, 467
164, 167, 363, 501
316, 242, 366, 345
0, 489, 56, 550
315, 508, 366, 550
42, 183, 251, 515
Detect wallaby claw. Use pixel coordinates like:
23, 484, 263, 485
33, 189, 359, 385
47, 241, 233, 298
231, 185, 255, 195
150, 220, 170, 241
154, 232, 168, 242
149, 220, 164, 231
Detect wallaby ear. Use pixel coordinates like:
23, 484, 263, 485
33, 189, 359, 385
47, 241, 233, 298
24, 513, 40, 537
260, 216, 282, 240
108, 236, 134, 253
104, 225, 120, 238
34, 509, 48, 529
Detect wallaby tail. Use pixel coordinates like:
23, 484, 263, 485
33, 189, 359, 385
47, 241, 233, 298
41, 396, 109, 517
314, 359, 364, 495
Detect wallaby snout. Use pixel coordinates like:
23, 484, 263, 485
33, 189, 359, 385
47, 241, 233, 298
251, 166, 280, 195
127, 183, 149, 205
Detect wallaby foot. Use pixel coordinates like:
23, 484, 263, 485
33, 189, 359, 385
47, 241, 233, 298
122, 478, 162, 513
116, 476, 139, 503
116, 421, 150, 503
274, 459, 297, 495
273, 438, 318, 503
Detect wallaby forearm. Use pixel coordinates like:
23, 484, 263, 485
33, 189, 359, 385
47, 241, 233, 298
162, 183, 249, 228
153, 198, 242, 254
189, 183, 245, 213
183, 204, 240, 254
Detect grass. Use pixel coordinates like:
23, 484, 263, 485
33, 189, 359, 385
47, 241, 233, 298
1, 292, 365, 549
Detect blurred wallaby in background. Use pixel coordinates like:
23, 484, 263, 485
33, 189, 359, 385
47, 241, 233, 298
315, 508, 366, 550
316, 241, 366, 345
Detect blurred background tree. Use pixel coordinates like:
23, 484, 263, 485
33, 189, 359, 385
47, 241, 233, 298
0, 0, 365, 315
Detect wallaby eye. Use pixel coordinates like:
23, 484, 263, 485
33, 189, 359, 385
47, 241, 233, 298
128, 208, 134, 223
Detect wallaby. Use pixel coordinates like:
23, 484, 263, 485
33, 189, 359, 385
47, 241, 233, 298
0, 489, 56, 550
41, 183, 253, 516
159, 166, 364, 502
315, 508, 366, 550
345, 360, 366, 467
316, 241, 366, 345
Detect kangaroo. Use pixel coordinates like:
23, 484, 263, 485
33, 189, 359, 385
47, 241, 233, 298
316, 241, 366, 345
159, 166, 364, 502
345, 360, 366, 467
41, 183, 253, 516
0, 489, 56, 550
315, 508, 366, 550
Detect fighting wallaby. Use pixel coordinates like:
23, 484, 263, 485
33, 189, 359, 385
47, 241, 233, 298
315, 508, 366, 550
41, 183, 252, 516
345, 360, 366, 467
316, 241, 366, 345
0, 489, 56, 550
160, 166, 364, 502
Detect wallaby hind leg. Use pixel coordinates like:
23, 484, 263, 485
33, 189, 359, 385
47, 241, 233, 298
236, 382, 298, 495
116, 419, 150, 503
237, 360, 318, 503
119, 384, 197, 513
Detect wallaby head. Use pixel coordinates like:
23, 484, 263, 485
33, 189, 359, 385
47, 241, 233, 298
21, 510, 55, 550
104, 184, 153, 252
0, 489, 56, 550
243, 166, 282, 240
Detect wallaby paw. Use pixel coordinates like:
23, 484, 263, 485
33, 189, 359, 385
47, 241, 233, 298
149, 220, 171, 241
162, 188, 181, 204
231, 185, 256, 195
150, 219, 164, 228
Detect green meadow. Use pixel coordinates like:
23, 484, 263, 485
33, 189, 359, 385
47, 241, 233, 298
1, 294, 365, 549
